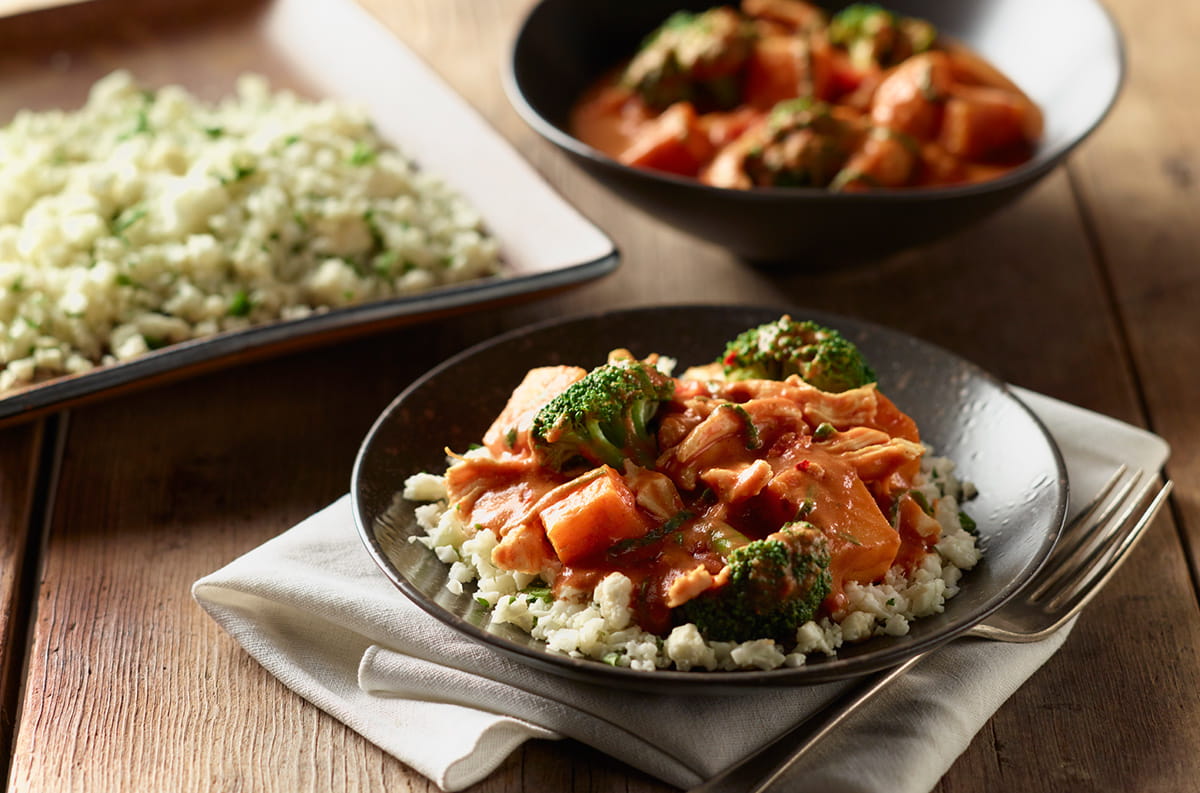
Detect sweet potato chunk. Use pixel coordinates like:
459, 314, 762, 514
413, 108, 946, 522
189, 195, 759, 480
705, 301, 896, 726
939, 85, 1033, 161
619, 102, 715, 177
482, 365, 587, 455
539, 466, 651, 564
758, 451, 900, 598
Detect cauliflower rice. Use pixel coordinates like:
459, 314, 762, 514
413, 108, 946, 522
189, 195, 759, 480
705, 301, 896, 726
403, 451, 981, 672
0, 70, 501, 392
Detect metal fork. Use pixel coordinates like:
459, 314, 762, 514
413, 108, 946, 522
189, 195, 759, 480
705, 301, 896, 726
691, 466, 1174, 793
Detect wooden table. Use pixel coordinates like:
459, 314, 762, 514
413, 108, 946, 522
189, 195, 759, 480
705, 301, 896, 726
2, 0, 1197, 790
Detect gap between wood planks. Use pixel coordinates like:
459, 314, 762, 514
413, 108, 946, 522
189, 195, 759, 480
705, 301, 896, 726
1062, 163, 1194, 599
0, 413, 66, 788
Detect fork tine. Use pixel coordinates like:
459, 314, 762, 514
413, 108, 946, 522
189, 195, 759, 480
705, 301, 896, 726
1035, 474, 1158, 605
1040, 480, 1173, 620
1029, 465, 1139, 600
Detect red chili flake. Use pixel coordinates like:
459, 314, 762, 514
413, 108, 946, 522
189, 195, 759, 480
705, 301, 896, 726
796, 459, 811, 472
723, 350, 738, 366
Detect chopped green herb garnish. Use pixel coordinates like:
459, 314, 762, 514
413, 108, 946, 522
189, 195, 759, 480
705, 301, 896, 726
718, 402, 761, 450
373, 250, 400, 277
608, 509, 694, 557
795, 496, 816, 520
348, 141, 376, 166
958, 510, 978, 535
220, 163, 257, 184
505, 428, 518, 448
813, 422, 836, 440
918, 61, 940, 101
520, 583, 554, 603
228, 289, 252, 317
363, 208, 385, 248
112, 205, 147, 237
117, 109, 152, 141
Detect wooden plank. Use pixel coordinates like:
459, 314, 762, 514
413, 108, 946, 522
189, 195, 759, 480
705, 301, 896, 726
1069, 0, 1200, 588
5, 331, 460, 792
1002, 1, 1200, 783
0, 421, 44, 779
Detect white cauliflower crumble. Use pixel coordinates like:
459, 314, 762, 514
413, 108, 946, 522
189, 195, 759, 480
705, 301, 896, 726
403, 452, 982, 671
0, 70, 501, 392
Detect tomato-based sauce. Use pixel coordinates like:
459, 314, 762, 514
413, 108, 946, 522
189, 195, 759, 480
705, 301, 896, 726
445, 359, 937, 631
569, 2, 1041, 192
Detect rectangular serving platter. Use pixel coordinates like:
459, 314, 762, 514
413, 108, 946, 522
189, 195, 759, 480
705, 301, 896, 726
0, 0, 617, 427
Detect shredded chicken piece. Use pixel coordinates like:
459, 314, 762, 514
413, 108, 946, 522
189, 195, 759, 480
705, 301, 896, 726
492, 523, 557, 575
623, 464, 686, 522
817, 425, 924, 481
666, 565, 717, 608
699, 459, 774, 503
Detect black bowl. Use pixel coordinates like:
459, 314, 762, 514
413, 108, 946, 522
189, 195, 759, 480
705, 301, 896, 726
351, 305, 1068, 692
505, 0, 1124, 262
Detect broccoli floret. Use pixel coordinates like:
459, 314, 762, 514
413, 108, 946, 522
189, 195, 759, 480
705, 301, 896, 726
719, 315, 876, 392
679, 521, 831, 643
827, 4, 937, 71
623, 7, 755, 112
531, 360, 675, 472
741, 98, 866, 188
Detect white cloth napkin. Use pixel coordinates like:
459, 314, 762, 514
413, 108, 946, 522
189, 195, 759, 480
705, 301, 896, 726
193, 388, 1169, 792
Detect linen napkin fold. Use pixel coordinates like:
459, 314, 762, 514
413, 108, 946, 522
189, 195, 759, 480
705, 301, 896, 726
193, 388, 1169, 792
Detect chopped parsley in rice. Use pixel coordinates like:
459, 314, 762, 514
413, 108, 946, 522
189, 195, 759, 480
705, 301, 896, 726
0, 70, 500, 391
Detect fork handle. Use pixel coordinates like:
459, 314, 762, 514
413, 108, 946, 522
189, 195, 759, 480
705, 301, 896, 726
689, 653, 930, 793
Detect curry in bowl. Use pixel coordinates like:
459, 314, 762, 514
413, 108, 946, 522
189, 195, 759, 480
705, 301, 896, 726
570, 0, 1042, 191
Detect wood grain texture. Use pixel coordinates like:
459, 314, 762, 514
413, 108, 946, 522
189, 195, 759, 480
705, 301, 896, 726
6, 330, 461, 792
3, 0, 1197, 791
1069, 0, 1200, 594
0, 421, 43, 778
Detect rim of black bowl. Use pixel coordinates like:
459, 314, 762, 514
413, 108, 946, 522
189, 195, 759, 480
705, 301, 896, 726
350, 303, 1070, 691
502, 0, 1126, 204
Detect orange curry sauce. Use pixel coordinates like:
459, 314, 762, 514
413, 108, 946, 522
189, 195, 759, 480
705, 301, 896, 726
445, 364, 941, 635
569, 1, 1041, 191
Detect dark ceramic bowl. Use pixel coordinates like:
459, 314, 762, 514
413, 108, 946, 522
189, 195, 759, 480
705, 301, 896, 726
505, 0, 1124, 262
351, 305, 1068, 692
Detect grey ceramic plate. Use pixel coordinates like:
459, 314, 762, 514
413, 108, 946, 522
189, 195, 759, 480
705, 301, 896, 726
352, 305, 1068, 691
